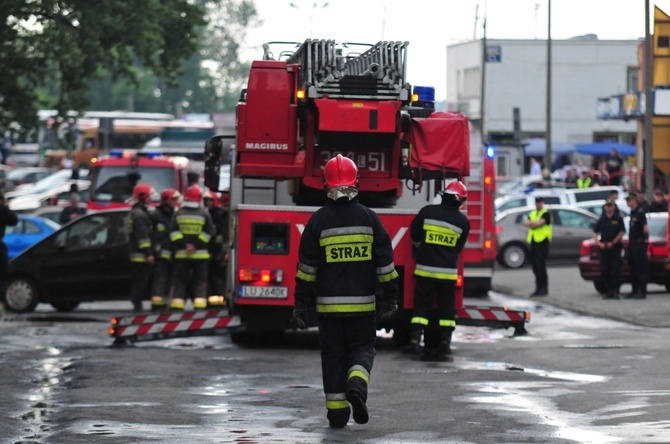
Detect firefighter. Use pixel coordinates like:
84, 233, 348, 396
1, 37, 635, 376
407, 180, 471, 361
203, 190, 227, 307
293, 154, 399, 429
127, 183, 155, 312
624, 192, 649, 299
149, 188, 181, 312
169, 185, 214, 310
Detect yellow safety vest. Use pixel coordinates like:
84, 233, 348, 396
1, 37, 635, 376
527, 208, 552, 243
577, 177, 592, 188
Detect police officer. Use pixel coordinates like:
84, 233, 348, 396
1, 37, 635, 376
592, 199, 625, 299
293, 154, 399, 429
625, 191, 649, 299
576, 170, 593, 188
149, 188, 181, 312
407, 180, 471, 361
127, 183, 155, 312
524, 196, 552, 296
169, 185, 214, 310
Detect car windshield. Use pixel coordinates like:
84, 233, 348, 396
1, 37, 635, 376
90, 166, 174, 203
623, 216, 667, 238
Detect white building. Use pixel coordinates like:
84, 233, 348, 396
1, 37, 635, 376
446, 36, 640, 176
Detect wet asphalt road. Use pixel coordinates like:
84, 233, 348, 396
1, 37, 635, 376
2, 269, 670, 443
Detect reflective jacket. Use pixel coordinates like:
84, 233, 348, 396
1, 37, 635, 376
295, 197, 399, 317
127, 202, 153, 263
170, 202, 214, 260
527, 208, 553, 243
410, 200, 471, 281
151, 203, 175, 260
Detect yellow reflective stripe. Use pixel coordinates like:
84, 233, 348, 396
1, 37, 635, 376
424, 218, 463, 234
296, 269, 316, 282
198, 233, 211, 243
319, 234, 374, 246
423, 223, 459, 236
377, 263, 396, 275
161, 251, 172, 259
174, 251, 210, 259
414, 269, 458, 280
411, 316, 429, 325
377, 269, 398, 282
326, 400, 350, 410
176, 216, 205, 224
138, 241, 151, 249
348, 370, 369, 384
170, 232, 184, 241
316, 303, 375, 313
440, 319, 457, 328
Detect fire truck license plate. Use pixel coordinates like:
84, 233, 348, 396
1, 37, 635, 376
240, 286, 288, 299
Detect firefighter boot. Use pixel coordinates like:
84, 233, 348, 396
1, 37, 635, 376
436, 329, 454, 360
346, 379, 369, 425
169, 298, 185, 312
327, 405, 351, 428
193, 297, 208, 310
403, 327, 423, 355
151, 296, 166, 313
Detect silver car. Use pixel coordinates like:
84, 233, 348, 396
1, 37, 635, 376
496, 205, 598, 268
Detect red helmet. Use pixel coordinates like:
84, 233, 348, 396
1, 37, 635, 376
160, 188, 179, 203
133, 183, 152, 202
443, 181, 468, 202
324, 154, 358, 188
185, 185, 203, 202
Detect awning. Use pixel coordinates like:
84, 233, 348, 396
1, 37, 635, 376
574, 141, 636, 156
522, 138, 575, 157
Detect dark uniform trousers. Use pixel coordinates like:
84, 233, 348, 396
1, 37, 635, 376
151, 256, 173, 300
599, 246, 622, 295
413, 277, 456, 348
318, 314, 376, 425
628, 240, 648, 295
530, 240, 549, 290
172, 260, 208, 301
131, 263, 153, 309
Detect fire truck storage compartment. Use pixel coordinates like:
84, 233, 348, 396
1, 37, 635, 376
315, 98, 400, 133
402, 112, 470, 180
251, 223, 289, 255
236, 60, 302, 177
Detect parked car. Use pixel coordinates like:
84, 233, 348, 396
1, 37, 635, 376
2, 210, 132, 312
0, 164, 14, 191
6, 168, 89, 200
495, 186, 624, 214
578, 212, 669, 294
8, 143, 40, 167
27, 205, 87, 225
9, 180, 90, 213
5, 215, 60, 259
496, 205, 599, 268
573, 200, 629, 218
3, 167, 54, 192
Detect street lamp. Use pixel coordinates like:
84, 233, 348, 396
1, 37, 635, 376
289, 1, 329, 38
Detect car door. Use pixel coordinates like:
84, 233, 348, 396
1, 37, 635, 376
38, 212, 132, 302
551, 209, 596, 258
4, 220, 26, 259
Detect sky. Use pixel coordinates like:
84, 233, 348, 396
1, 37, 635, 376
244, 0, 670, 101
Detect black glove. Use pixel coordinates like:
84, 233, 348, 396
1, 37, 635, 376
377, 301, 398, 322
292, 308, 308, 330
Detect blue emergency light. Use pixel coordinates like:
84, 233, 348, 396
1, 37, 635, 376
109, 149, 124, 158
413, 86, 435, 106
486, 146, 495, 158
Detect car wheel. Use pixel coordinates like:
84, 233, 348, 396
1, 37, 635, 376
498, 244, 527, 269
594, 281, 607, 294
51, 302, 80, 312
4, 277, 39, 313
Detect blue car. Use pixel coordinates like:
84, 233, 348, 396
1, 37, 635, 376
5, 215, 60, 259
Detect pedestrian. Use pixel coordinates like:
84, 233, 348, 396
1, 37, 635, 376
168, 185, 214, 311
523, 196, 552, 296
592, 199, 625, 299
648, 188, 668, 213
0, 191, 18, 293
564, 168, 578, 187
59, 194, 87, 224
149, 188, 181, 312
529, 157, 542, 176
624, 191, 649, 299
293, 154, 399, 429
126, 183, 155, 312
407, 180, 471, 361
203, 190, 227, 306
576, 170, 593, 188
606, 148, 625, 186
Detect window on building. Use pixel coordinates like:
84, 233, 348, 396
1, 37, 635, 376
626, 66, 639, 91
463, 67, 480, 99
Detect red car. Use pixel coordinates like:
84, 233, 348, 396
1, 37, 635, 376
579, 212, 669, 294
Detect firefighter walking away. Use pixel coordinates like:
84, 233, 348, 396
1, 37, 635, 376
149, 188, 181, 311
168, 185, 215, 310
408, 180, 471, 361
127, 183, 155, 312
293, 154, 399, 428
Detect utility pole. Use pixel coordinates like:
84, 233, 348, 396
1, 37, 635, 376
545, 0, 552, 174
644, 0, 654, 198
480, 14, 487, 144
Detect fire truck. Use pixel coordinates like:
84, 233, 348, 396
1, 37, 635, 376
203, 40, 527, 343
88, 150, 198, 210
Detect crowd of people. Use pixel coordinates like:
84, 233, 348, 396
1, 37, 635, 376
126, 183, 229, 312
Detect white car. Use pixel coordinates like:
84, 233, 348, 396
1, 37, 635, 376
495, 186, 624, 214
6, 168, 89, 200
9, 180, 90, 213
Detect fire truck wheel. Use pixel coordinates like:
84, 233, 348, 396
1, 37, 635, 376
498, 243, 527, 269
4, 276, 39, 313
593, 281, 607, 294
51, 302, 80, 312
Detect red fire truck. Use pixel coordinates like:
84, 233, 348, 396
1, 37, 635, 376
204, 40, 527, 342
88, 150, 197, 210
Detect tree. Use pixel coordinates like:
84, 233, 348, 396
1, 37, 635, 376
0, 0, 207, 130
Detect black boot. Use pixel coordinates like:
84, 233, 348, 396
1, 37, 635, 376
436, 329, 453, 358
403, 327, 423, 355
